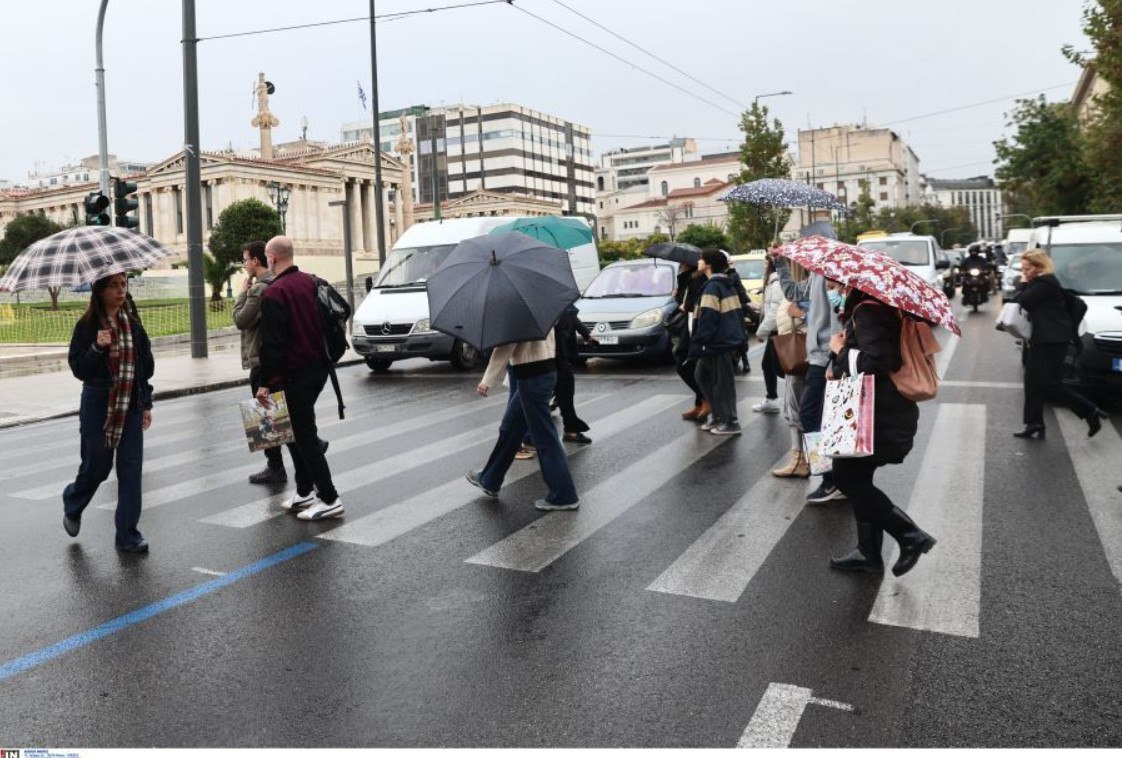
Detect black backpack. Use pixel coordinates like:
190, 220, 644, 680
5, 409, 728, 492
1062, 288, 1088, 350
314, 277, 352, 419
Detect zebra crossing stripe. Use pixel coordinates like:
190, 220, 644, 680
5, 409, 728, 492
868, 403, 986, 638
318, 395, 684, 548
738, 683, 853, 748
646, 452, 808, 602
464, 401, 755, 573
1056, 409, 1122, 585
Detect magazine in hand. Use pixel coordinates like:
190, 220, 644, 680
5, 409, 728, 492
239, 391, 295, 452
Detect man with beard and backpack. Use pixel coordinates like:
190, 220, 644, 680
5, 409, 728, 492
256, 236, 343, 521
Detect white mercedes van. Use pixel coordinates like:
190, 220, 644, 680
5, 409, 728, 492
1029, 215, 1122, 391
351, 216, 601, 372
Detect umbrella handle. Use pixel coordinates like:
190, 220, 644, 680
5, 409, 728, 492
491, 250, 498, 266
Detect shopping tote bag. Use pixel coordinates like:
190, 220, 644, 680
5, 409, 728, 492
239, 391, 295, 452
819, 374, 875, 458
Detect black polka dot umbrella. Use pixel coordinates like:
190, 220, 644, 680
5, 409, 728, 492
719, 178, 848, 211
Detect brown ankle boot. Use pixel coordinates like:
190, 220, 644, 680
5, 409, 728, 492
772, 450, 807, 478
692, 401, 711, 423
681, 404, 704, 420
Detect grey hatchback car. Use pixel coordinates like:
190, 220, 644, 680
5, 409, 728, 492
574, 259, 679, 362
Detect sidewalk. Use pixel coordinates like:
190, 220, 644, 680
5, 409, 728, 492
0, 335, 364, 429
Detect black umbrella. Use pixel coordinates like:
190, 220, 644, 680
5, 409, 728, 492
643, 242, 701, 267
426, 231, 580, 351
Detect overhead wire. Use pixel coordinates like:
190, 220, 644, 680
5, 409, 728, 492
506, 2, 742, 119
544, 0, 750, 111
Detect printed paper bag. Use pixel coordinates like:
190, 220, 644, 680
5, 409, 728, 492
239, 391, 295, 452
803, 431, 833, 475
819, 374, 875, 459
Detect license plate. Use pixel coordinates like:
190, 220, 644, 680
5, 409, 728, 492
1113, 358, 1122, 373
597, 335, 619, 345
375, 344, 397, 353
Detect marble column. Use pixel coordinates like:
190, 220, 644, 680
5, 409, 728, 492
359, 181, 372, 257
348, 180, 365, 254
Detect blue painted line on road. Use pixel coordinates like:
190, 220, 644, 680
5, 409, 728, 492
0, 541, 318, 684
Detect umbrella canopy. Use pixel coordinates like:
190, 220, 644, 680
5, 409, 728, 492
426, 231, 580, 351
490, 216, 593, 250
0, 226, 176, 293
720, 178, 848, 212
642, 241, 701, 267
774, 235, 961, 335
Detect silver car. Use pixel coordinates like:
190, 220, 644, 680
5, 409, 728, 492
574, 259, 679, 363
1001, 253, 1023, 302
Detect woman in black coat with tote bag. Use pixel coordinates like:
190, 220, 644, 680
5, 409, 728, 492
827, 288, 936, 577
1009, 249, 1105, 439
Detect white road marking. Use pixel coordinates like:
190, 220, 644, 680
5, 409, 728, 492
1056, 409, 1122, 585
647, 452, 808, 602
319, 395, 684, 548
465, 401, 755, 573
738, 682, 853, 748
868, 403, 986, 638
191, 567, 226, 576
935, 330, 959, 380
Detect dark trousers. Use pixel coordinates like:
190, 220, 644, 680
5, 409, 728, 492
761, 339, 779, 400
281, 366, 338, 503
1023, 343, 1097, 426
480, 369, 578, 505
63, 387, 144, 547
554, 358, 589, 434
832, 458, 893, 523
677, 357, 704, 405
695, 351, 738, 424
800, 363, 834, 486
249, 366, 284, 469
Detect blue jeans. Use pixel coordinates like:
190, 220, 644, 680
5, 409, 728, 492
479, 369, 578, 506
63, 386, 145, 547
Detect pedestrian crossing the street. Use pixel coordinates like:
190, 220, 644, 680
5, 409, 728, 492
4, 368, 1120, 650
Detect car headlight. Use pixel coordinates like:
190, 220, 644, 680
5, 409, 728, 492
629, 308, 663, 330
411, 318, 434, 334
353, 322, 366, 337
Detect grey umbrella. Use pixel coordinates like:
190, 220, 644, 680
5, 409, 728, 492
642, 241, 701, 267
426, 231, 580, 351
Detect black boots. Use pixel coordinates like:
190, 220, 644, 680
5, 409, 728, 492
883, 506, 937, 577
830, 521, 884, 573
1087, 409, 1108, 438
1013, 424, 1045, 439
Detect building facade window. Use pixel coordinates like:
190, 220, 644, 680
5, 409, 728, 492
693, 178, 701, 188
879, 176, 887, 186
660, 181, 668, 197
879, 192, 888, 201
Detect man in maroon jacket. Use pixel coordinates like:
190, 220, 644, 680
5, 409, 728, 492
256, 236, 342, 520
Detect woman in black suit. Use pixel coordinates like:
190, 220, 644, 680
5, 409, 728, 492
827, 289, 936, 577
1010, 249, 1105, 439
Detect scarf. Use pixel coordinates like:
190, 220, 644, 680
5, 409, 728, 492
103, 310, 136, 449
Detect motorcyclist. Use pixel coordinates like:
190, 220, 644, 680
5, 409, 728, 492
960, 244, 993, 304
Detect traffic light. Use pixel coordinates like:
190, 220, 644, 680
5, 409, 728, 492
83, 191, 110, 226
112, 177, 139, 229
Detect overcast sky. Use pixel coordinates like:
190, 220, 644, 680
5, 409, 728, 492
0, 0, 1090, 183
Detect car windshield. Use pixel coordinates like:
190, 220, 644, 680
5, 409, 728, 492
375, 244, 457, 286
859, 239, 931, 266
734, 260, 766, 280
1050, 243, 1122, 294
584, 263, 674, 297
1006, 241, 1029, 255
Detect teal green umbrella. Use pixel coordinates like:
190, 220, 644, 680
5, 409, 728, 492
490, 216, 593, 250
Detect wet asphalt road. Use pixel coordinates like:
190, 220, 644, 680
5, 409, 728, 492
0, 300, 1120, 748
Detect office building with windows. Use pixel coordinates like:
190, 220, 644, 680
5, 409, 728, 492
925, 176, 1005, 240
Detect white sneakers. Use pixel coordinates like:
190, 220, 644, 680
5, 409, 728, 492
752, 398, 781, 414
280, 491, 345, 520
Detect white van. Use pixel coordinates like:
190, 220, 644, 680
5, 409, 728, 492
351, 216, 601, 372
1003, 228, 1033, 257
1029, 215, 1122, 390
857, 233, 955, 297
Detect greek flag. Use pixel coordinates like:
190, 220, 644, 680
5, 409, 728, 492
357, 81, 368, 111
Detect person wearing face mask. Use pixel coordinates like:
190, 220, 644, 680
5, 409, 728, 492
773, 254, 846, 504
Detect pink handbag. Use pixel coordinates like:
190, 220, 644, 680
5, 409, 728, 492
819, 374, 875, 458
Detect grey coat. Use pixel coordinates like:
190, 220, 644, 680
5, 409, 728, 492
774, 257, 839, 367
233, 270, 276, 369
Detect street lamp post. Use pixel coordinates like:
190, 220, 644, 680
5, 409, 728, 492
266, 181, 291, 233
753, 90, 793, 106
910, 218, 938, 234
997, 213, 1032, 236
328, 198, 354, 317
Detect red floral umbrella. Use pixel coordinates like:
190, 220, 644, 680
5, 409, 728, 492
774, 235, 961, 335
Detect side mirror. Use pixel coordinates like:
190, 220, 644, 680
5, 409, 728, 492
365, 276, 373, 293
935, 259, 950, 270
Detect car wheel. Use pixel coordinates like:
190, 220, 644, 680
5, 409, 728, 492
365, 356, 393, 373
449, 339, 483, 371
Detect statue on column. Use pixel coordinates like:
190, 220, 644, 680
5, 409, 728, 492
251, 72, 280, 160
394, 112, 415, 230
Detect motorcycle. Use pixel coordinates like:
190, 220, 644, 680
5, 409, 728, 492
961, 266, 990, 312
